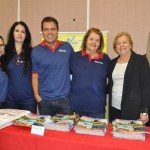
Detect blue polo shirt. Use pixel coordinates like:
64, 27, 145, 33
70, 51, 110, 113
6, 53, 35, 103
31, 41, 74, 100
0, 59, 8, 102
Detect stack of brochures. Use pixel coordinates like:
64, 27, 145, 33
13, 114, 51, 127
44, 114, 79, 132
0, 109, 31, 129
111, 119, 147, 141
74, 116, 108, 136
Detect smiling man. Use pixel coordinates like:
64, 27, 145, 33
31, 16, 74, 115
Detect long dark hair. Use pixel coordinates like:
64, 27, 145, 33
5, 21, 32, 73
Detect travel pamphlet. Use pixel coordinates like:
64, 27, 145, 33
111, 119, 147, 141
13, 114, 51, 127
74, 116, 108, 136
0, 109, 31, 129
44, 114, 79, 132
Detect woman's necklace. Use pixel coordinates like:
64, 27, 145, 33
119, 53, 131, 64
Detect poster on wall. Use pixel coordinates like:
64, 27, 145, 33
58, 31, 108, 53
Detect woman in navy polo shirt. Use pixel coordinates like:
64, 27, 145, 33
4, 21, 37, 113
0, 35, 8, 109
70, 28, 110, 118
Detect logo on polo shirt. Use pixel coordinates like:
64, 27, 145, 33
58, 49, 67, 52
94, 60, 103, 64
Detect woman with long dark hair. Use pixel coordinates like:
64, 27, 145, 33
4, 21, 37, 113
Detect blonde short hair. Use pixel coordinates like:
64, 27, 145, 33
113, 32, 133, 52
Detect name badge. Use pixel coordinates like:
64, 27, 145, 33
31, 125, 45, 136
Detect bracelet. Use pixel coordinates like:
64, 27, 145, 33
142, 113, 148, 115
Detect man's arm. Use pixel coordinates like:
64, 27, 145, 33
32, 73, 42, 102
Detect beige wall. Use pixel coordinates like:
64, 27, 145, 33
0, 0, 18, 41
0, 0, 150, 58
91, 0, 150, 58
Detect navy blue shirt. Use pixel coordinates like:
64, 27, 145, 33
31, 41, 74, 100
6, 53, 35, 103
0, 59, 8, 102
70, 51, 110, 113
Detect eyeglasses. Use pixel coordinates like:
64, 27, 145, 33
0, 44, 5, 48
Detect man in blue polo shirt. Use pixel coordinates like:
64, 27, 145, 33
31, 16, 74, 115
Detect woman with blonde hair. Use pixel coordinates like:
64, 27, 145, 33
109, 32, 150, 124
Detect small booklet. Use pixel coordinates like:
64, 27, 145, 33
0, 109, 31, 129
111, 119, 147, 141
74, 116, 108, 136
44, 114, 79, 132
13, 114, 51, 127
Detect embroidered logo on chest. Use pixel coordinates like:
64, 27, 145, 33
58, 49, 67, 53
94, 60, 103, 64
